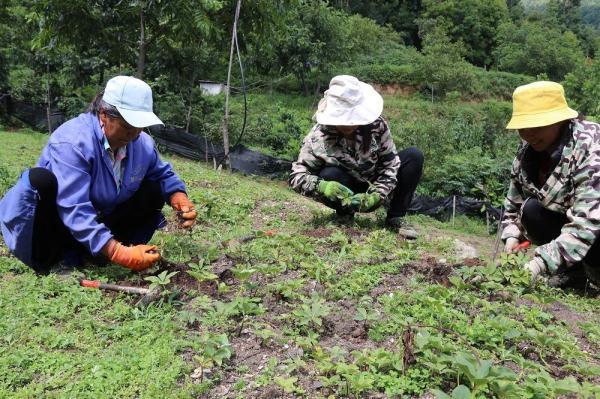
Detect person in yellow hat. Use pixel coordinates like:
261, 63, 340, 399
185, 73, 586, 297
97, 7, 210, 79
501, 81, 600, 286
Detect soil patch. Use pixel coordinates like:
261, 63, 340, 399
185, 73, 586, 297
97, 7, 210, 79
402, 256, 454, 287
303, 227, 334, 239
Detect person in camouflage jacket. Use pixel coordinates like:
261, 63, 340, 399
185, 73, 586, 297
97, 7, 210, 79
289, 75, 423, 235
501, 81, 600, 285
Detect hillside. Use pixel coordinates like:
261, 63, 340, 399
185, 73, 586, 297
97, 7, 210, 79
0, 129, 599, 398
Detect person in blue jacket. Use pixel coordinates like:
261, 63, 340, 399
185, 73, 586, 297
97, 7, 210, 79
0, 76, 197, 274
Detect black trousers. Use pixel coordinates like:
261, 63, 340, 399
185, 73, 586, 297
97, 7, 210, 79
317, 147, 424, 218
521, 198, 600, 266
28, 167, 165, 273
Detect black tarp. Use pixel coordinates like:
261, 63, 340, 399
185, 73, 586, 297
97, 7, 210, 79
148, 126, 292, 177
409, 194, 501, 222
2, 95, 66, 132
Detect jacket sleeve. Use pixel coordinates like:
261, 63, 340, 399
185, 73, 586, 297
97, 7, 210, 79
535, 148, 600, 272
288, 132, 324, 196
501, 161, 526, 242
50, 143, 113, 256
144, 138, 187, 201
371, 125, 400, 198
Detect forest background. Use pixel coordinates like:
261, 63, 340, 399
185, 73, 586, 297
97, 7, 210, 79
0, 0, 599, 206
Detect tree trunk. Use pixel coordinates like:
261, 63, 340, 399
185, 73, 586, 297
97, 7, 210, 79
185, 75, 196, 133
300, 69, 308, 97
46, 62, 52, 134
223, 0, 242, 170
136, 6, 146, 78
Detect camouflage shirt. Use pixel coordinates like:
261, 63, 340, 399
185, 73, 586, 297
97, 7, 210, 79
289, 117, 400, 198
502, 119, 600, 272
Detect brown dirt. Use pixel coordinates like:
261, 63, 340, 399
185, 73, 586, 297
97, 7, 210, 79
302, 227, 334, 239
373, 83, 416, 97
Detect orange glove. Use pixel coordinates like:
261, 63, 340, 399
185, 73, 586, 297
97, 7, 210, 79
169, 192, 197, 228
107, 241, 161, 271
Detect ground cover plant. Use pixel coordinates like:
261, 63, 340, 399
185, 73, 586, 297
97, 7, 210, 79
0, 129, 599, 398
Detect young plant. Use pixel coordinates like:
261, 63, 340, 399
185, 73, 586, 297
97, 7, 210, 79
195, 332, 233, 368
144, 270, 178, 293
187, 260, 218, 284
292, 291, 331, 331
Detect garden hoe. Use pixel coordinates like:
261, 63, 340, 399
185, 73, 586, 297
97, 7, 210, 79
78, 279, 161, 306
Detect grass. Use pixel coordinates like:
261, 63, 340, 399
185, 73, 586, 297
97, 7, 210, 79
0, 129, 599, 398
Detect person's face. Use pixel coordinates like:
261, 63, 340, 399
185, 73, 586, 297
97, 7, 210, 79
518, 122, 563, 152
335, 125, 358, 137
99, 111, 143, 149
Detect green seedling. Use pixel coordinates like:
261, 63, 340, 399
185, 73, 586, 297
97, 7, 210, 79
187, 261, 218, 284
144, 270, 178, 293
292, 291, 331, 331
195, 332, 233, 367
274, 376, 305, 394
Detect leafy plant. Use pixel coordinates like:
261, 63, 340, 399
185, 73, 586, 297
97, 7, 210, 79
144, 271, 179, 293
195, 333, 233, 367
292, 292, 331, 331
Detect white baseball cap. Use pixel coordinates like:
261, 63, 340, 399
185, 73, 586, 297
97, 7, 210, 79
313, 75, 383, 126
103, 76, 163, 128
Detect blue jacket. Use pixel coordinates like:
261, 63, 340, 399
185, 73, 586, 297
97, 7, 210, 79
0, 113, 186, 266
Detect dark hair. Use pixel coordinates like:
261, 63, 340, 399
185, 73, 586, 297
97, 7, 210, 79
86, 90, 122, 119
358, 123, 373, 153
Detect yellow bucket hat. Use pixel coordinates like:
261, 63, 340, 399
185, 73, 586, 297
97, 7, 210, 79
506, 81, 578, 130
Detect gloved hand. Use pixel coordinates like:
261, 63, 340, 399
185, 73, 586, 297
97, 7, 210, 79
350, 192, 382, 212
504, 237, 520, 253
524, 257, 546, 280
170, 192, 197, 228
107, 240, 161, 271
317, 180, 354, 202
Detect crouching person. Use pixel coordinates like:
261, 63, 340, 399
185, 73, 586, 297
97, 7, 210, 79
501, 81, 600, 286
0, 76, 197, 274
289, 75, 424, 238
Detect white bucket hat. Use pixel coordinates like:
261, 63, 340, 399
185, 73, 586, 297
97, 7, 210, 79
314, 75, 383, 126
103, 76, 163, 128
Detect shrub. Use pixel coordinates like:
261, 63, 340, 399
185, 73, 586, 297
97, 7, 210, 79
7, 66, 47, 103
422, 147, 511, 205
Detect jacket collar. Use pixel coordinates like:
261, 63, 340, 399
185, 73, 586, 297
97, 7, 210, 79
521, 120, 574, 184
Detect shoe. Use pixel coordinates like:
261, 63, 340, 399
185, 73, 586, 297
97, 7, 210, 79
385, 217, 418, 240
48, 262, 76, 277
547, 264, 588, 289
583, 261, 600, 286
49, 249, 83, 277
334, 210, 355, 225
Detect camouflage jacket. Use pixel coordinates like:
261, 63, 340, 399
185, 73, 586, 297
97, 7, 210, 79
289, 117, 400, 198
502, 119, 600, 272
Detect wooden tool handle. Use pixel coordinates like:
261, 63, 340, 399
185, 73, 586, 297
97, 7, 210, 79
80, 279, 151, 295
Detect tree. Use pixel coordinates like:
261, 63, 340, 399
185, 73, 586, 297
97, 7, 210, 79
334, 0, 424, 47
416, 24, 475, 98
493, 20, 585, 80
420, 0, 509, 68
563, 58, 600, 117
272, 1, 349, 95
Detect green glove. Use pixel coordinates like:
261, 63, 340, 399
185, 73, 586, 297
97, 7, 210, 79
317, 180, 354, 202
350, 192, 382, 212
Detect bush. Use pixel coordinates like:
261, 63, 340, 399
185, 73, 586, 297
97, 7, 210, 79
8, 66, 47, 103
422, 147, 512, 205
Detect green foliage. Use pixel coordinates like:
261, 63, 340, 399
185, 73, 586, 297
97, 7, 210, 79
292, 291, 331, 331
195, 332, 233, 367
421, 0, 510, 67
423, 147, 512, 205
144, 270, 179, 293
7, 67, 47, 103
494, 20, 585, 80
563, 58, 600, 117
